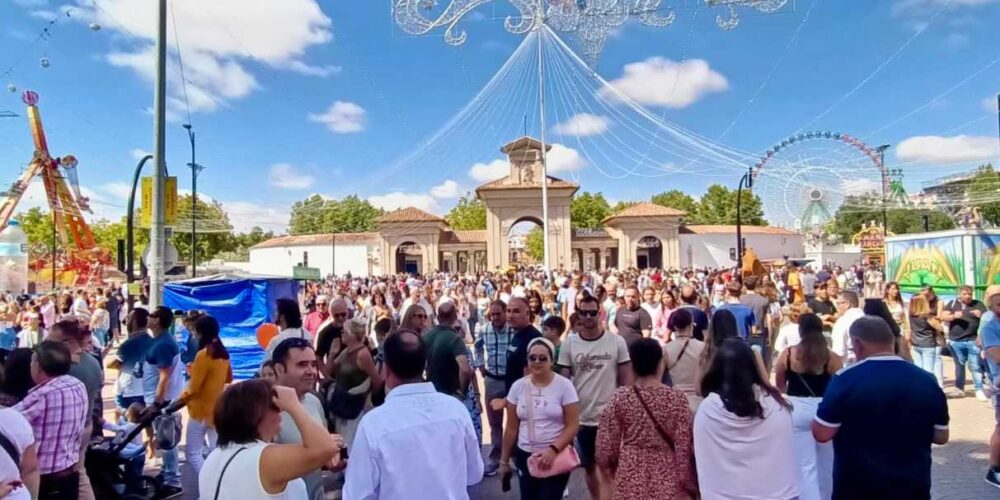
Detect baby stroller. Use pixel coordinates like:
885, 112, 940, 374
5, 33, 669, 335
86, 400, 185, 499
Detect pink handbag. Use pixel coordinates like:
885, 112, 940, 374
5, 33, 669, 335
523, 380, 580, 478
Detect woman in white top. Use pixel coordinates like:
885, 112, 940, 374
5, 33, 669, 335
0, 407, 39, 500
199, 380, 343, 500
90, 298, 111, 352
500, 337, 581, 500
695, 339, 798, 500
773, 302, 811, 356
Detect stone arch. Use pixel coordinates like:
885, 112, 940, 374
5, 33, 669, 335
394, 241, 423, 275
635, 234, 663, 270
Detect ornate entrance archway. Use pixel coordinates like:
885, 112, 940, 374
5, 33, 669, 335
636, 236, 663, 270
396, 241, 422, 274
476, 137, 577, 271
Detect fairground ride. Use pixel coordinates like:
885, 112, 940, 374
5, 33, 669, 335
0, 90, 112, 288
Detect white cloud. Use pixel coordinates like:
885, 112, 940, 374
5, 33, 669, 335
896, 135, 1000, 164
99, 182, 133, 200
945, 32, 970, 47
984, 96, 998, 112
429, 180, 462, 199
468, 159, 509, 183
552, 113, 611, 137
49, 0, 333, 117
547, 144, 587, 173
367, 192, 439, 213
600, 57, 728, 108
129, 148, 151, 161
840, 179, 880, 195
268, 163, 315, 190
308, 101, 366, 134
223, 200, 288, 233
893, 0, 1000, 17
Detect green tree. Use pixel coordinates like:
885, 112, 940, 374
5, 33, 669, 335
445, 194, 487, 230
570, 192, 612, 229
611, 200, 638, 214
827, 193, 954, 241
172, 194, 235, 264
289, 194, 382, 234
12, 207, 55, 248
968, 164, 1000, 226
524, 226, 544, 262
693, 184, 766, 225
650, 189, 699, 216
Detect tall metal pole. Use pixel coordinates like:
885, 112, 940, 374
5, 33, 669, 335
127, 155, 153, 311
877, 145, 891, 237
149, 0, 167, 308
537, 15, 551, 275
184, 124, 202, 278
735, 172, 747, 274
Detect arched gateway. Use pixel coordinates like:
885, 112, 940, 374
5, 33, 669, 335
375, 136, 685, 274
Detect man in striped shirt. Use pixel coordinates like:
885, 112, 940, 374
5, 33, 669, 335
15, 340, 87, 500
473, 300, 511, 476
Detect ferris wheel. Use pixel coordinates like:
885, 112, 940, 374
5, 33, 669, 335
751, 131, 889, 232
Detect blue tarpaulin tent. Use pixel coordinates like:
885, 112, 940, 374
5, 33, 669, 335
163, 273, 299, 380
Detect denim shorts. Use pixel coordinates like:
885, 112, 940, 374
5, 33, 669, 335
116, 394, 145, 411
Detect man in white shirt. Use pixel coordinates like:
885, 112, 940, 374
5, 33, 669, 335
401, 287, 433, 320
265, 298, 310, 360
832, 290, 864, 363
344, 330, 483, 499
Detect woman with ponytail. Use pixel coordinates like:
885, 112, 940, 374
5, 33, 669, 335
178, 315, 233, 481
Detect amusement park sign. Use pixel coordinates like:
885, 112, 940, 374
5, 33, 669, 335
852, 223, 890, 256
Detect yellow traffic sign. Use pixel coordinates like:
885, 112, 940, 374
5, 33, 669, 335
140, 176, 178, 227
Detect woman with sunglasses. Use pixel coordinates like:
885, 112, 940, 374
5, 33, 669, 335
400, 305, 429, 334
500, 338, 581, 499
200, 381, 343, 500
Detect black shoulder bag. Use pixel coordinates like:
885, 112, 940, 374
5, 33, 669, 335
632, 386, 674, 451
213, 447, 248, 500
0, 430, 20, 468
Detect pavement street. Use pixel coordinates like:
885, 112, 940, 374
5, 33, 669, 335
98, 357, 998, 500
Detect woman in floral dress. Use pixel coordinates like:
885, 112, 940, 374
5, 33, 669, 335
596, 338, 697, 499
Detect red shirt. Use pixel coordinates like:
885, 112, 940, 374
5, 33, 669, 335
303, 311, 329, 337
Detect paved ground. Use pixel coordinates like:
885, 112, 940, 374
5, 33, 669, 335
98, 358, 998, 499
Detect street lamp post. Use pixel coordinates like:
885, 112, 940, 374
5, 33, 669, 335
126, 154, 154, 309
876, 144, 891, 237
736, 165, 754, 275
183, 124, 203, 278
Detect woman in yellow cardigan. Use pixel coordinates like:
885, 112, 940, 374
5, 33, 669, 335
177, 315, 233, 478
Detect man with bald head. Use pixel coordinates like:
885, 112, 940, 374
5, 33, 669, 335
315, 298, 350, 377
423, 301, 473, 398
678, 285, 708, 340
504, 297, 542, 392
813, 316, 948, 499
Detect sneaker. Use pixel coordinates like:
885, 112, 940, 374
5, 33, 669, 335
977, 389, 989, 402
484, 462, 499, 477
986, 469, 1000, 489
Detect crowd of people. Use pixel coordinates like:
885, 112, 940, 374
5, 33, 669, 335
0, 259, 997, 499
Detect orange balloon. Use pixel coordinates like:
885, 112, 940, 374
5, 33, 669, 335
256, 323, 280, 348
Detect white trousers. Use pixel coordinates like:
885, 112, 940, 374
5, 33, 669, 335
789, 396, 833, 500
185, 418, 217, 474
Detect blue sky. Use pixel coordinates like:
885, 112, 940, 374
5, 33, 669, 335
0, 0, 998, 233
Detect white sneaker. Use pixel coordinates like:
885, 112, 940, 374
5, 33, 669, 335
977, 390, 989, 402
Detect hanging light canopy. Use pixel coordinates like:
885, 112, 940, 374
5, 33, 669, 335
392, 0, 789, 64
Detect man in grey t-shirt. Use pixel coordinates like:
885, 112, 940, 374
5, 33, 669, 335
740, 276, 772, 369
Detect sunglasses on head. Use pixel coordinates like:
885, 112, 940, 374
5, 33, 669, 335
577, 309, 599, 317
528, 355, 549, 363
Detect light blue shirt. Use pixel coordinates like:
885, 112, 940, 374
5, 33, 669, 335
980, 312, 1000, 384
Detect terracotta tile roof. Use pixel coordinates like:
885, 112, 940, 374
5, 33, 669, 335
475, 175, 578, 192
376, 207, 446, 223
251, 232, 377, 249
602, 202, 686, 223
440, 230, 488, 244
680, 225, 799, 235
572, 228, 612, 239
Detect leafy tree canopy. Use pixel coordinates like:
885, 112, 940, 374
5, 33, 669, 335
288, 194, 383, 235
570, 191, 611, 229
445, 194, 487, 230
827, 193, 955, 241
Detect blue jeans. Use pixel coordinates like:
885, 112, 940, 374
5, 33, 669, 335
949, 340, 984, 391
912, 346, 943, 387
161, 447, 180, 487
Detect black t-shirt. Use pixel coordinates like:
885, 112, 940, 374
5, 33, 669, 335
614, 306, 652, 345
946, 299, 986, 341
909, 315, 938, 348
505, 325, 542, 392
741, 293, 770, 329
316, 324, 343, 360
809, 298, 835, 317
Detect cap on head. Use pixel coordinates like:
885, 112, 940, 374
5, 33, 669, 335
986, 285, 1000, 303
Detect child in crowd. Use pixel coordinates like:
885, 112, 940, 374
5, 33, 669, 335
103, 402, 147, 492
542, 315, 567, 368
258, 360, 277, 381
